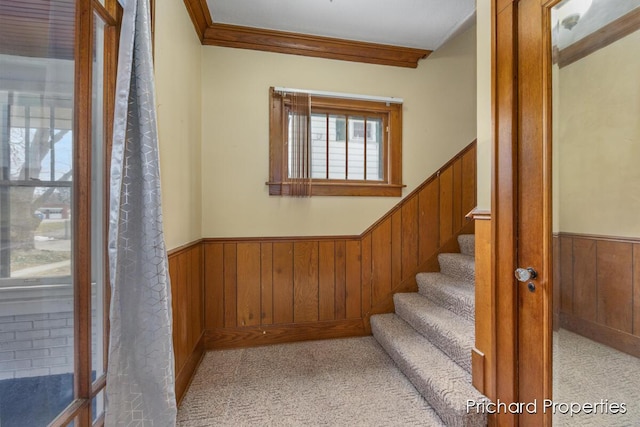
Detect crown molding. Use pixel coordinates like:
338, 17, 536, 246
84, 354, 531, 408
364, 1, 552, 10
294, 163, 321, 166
183, 0, 212, 41
183, 0, 431, 68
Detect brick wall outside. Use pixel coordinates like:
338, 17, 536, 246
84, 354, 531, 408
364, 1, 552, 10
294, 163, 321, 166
0, 287, 101, 381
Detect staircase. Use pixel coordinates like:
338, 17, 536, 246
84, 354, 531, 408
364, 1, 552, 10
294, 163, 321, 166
371, 234, 488, 427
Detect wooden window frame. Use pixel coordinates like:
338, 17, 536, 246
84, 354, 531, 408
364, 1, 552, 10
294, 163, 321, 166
267, 87, 404, 197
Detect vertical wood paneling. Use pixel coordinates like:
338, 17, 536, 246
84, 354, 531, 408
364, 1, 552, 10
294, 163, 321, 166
418, 179, 439, 265
178, 255, 188, 365
319, 241, 336, 321
335, 241, 347, 319
198, 142, 476, 351
169, 256, 184, 369
452, 159, 463, 231
260, 243, 274, 325
557, 234, 640, 356
391, 210, 403, 285
634, 244, 640, 335
189, 245, 203, 347
184, 250, 194, 352
401, 197, 419, 280
439, 167, 454, 246
293, 241, 319, 323
273, 242, 294, 324
223, 243, 237, 328
361, 233, 372, 316
461, 145, 477, 218
596, 241, 633, 332
559, 236, 573, 314
204, 243, 224, 330
553, 236, 561, 330
372, 217, 392, 304
572, 238, 597, 322
236, 243, 261, 327
346, 240, 362, 319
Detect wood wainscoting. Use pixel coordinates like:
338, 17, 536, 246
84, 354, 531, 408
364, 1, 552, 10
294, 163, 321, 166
202, 141, 477, 350
554, 232, 640, 358
168, 241, 205, 404
167, 141, 476, 402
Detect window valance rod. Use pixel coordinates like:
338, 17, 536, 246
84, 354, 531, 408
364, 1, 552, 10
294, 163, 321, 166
273, 87, 403, 104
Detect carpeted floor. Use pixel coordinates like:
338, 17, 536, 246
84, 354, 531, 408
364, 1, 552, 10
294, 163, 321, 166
553, 329, 640, 426
177, 330, 640, 426
177, 337, 444, 426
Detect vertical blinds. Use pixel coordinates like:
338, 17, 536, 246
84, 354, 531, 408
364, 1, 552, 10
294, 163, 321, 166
288, 92, 312, 197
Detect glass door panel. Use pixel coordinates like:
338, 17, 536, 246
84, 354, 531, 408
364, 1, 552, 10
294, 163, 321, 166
0, 0, 76, 424
551, 1, 640, 425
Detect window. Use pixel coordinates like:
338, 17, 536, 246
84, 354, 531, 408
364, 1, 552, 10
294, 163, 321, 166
0, 0, 120, 425
268, 87, 404, 196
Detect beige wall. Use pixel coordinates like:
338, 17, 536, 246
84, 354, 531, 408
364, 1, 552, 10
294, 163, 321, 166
476, 0, 492, 212
555, 30, 640, 238
200, 26, 477, 237
155, 0, 203, 249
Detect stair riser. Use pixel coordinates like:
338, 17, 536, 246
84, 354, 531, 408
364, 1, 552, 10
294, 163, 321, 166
418, 283, 475, 323
457, 235, 475, 257
438, 254, 475, 283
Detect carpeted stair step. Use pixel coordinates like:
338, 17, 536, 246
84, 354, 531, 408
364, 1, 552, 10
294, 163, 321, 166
394, 293, 474, 373
438, 253, 475, 283
371, 313, 487, 427
457, 234, 475, 257
416, 272, 475, 322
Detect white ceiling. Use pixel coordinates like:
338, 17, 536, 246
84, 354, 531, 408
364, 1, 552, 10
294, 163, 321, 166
205, 0, 477, 51
554, 0, 640, 49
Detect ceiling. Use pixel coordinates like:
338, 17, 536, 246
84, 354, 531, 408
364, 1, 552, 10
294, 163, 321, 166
554, 0, 640, 50
206, 0, 477, 51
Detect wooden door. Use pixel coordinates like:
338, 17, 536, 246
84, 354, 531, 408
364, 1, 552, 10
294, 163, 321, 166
494, 0, 555, 425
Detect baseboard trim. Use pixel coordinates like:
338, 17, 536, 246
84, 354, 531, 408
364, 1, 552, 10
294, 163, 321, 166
560, 313, 640, 359
203, 319, 368, 350
175, 331, 205, 405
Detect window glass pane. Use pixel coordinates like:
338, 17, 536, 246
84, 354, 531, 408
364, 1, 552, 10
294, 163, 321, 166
347, 117, 365, 180
0, 0, 75, 425
92, 389, 105, 422
366, 117, 384, 181
310, 113, 327, 179
91, 12, 106, 384
328, 114, 346, 180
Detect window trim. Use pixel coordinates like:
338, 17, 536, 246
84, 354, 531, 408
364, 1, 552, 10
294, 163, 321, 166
267, 87, 404, 197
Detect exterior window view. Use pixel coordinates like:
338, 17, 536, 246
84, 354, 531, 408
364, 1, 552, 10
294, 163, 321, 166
288, 113, 384, 181
1, 0, 112, 425
1, 50, 77, 427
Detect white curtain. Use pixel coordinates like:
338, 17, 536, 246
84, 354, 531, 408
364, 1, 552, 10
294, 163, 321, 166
105, 0, 177, 425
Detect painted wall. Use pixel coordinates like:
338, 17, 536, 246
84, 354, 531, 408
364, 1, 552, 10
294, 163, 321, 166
154, 0, 203, 250
476, 0, 492, 212
200, 26, 477, 237
555, 30, 640, 238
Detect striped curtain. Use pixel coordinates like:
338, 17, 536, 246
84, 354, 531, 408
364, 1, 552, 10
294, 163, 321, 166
287, 92, 312, 197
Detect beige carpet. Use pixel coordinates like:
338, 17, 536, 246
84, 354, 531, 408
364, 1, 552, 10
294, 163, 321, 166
553, 329, 640, 426
177, 337, 444, 426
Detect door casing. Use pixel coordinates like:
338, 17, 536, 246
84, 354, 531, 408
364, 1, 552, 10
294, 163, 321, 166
492, 0, 559, 425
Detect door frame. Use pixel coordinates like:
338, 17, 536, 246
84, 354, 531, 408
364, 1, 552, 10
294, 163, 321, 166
492, 0, 558, 425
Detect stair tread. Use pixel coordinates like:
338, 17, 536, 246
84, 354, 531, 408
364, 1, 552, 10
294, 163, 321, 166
371, 313, 487, 427
394, 292, 474, 373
